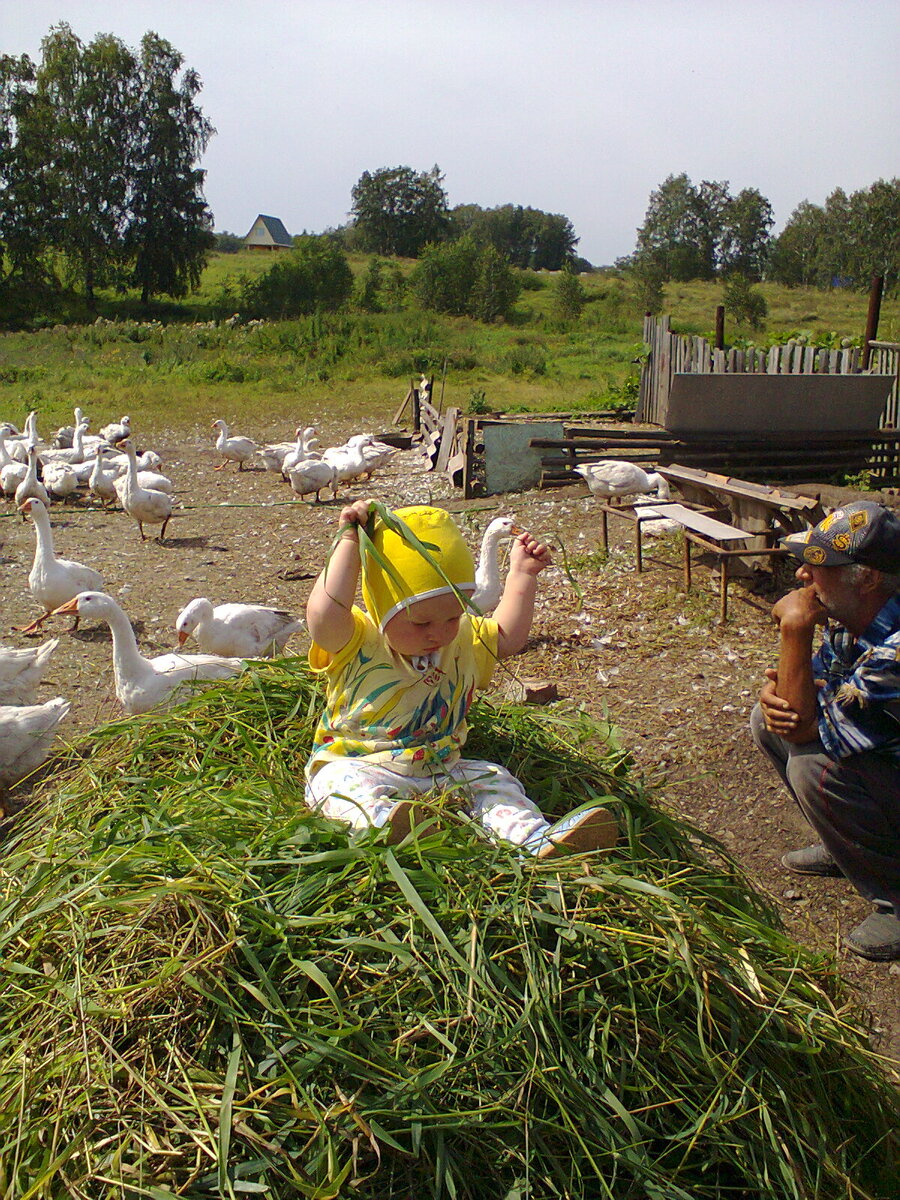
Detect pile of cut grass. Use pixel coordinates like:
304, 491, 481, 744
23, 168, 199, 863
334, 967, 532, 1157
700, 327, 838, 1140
0, 661, 895, 1199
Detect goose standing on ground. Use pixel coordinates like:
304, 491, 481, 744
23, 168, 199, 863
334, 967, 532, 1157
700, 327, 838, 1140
41, 460, 80, 504
51, 592, 244, 715
14, 445, 50, 514
99, 415, 131, 447
212, 419, 257, 470
287, 456, 336, 503
573, 461, 671, 503
468, 516, 523, 613
281, 427, 319, 476
0, 430, 27, 496
0, 697, 71, 789
52, 406, 86, 449
89, 447, 119, 507
16, 498, 106, 635
0, 638, 59, 705
117, 439, 173, 542
175, 598, 305, 658
40, 419, 90, 467
8, 411, 38, 463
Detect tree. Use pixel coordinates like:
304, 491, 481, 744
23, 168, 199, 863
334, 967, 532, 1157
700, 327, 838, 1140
449, 203, 578, 270
0, 54, 47, 287
351, 165, 450, 257
723, 272, 767, 329
470, 245, 520, 322
31, 24, 138, 309
719, 188, 774, 281
635, 174, 714, 281
552, 264, 585, 321
635, 174, 774, 282
768, 200, 826, 287
126, 33, 215, 305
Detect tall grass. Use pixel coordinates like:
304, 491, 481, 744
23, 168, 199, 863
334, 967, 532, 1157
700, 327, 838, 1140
0, 661, 895, 1198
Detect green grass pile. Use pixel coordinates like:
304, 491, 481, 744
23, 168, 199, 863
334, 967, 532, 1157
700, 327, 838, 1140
0, 661, 895, 1199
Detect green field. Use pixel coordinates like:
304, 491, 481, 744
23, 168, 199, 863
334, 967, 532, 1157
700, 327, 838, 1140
1, 254, 897, 438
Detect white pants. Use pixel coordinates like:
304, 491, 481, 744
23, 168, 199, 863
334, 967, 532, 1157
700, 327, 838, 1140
305, 757, 550, 848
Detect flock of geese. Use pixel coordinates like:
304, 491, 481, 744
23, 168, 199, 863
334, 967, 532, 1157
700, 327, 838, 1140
0, 406, 529, 799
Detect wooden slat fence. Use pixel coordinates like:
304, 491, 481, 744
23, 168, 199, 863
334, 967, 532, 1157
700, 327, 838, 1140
636, 315, 879, 426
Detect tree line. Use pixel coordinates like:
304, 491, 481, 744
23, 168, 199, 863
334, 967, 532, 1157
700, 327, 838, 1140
625, 172, 900, 295
345, 164, 583, 271
0, 23, 214, 317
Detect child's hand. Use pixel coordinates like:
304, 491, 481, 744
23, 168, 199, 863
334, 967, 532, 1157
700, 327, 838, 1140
511, 530, 552, 576
338, 499, 373, 532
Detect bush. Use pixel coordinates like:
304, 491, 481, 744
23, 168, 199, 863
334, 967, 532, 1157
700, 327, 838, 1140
552, 265, 585, 321
412, 236, 519, 322
723, 272, 768, 329
238, 236, 353, 319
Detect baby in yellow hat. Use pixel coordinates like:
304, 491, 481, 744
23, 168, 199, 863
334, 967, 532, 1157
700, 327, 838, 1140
304, 499, 617, 858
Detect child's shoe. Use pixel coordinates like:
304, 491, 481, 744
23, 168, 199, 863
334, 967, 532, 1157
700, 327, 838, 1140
384, 799, 415, 845
536, 806, 618, 860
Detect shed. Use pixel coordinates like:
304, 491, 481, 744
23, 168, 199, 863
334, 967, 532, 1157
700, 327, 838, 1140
244, 214, 293, 251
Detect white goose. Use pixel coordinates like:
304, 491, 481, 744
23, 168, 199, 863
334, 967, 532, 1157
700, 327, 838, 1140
0, 638, 59, 706
99, 415, 131, 446
51, 406, 87, 449
8, 411, 38, 464
288, 457, 336, 503
573, 461, 671, 503
89, 446, 119, 507
0, 697, 71, 789
175, 598, 305, 658
117, 439, 173, 542
212, 419, 257, 470
41, 460, 80, 504
40, 419, 90, 467
14, 445, 50, 513
0, 430, 27, 496
468, 517, 523, 613
51, 592, 244, 715
281, 427, 318, 476
17, 498, 105, 635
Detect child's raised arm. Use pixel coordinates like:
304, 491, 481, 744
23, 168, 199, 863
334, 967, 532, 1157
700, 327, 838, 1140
493, 531, 552, 660
306, 499, 372, 654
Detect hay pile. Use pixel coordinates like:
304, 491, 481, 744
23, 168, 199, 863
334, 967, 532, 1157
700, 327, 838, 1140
0, 661, 895, 1198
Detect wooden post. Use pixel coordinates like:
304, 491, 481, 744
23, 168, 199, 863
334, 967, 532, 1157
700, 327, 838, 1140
715, 305, 725, 351
862, 275, 884, 370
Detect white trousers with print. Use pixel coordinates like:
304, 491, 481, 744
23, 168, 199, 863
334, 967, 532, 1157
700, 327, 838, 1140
305, 757, 550, 848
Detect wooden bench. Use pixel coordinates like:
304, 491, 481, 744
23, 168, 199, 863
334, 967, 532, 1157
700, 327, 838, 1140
599, 499, 788, 622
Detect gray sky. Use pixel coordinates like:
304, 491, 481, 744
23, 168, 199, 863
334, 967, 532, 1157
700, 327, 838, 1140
5, 0, 899, 265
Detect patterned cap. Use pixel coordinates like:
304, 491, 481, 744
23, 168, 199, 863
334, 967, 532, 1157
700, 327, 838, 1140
779, 501, 900, 571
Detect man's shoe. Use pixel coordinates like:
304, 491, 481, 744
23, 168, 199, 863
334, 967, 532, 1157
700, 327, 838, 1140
844, 910, 900, 962
781, 843, 844, 877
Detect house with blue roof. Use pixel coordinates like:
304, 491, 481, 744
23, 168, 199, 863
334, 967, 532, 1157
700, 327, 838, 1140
244, 214, 293, 250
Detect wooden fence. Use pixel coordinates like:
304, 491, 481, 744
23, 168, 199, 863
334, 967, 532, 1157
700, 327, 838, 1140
637, 315, 899, 429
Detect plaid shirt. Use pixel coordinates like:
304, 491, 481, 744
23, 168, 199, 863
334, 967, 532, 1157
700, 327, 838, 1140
813, 592, 900, 763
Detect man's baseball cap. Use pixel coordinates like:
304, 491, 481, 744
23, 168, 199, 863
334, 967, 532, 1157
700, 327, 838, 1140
779, 501, 900, 571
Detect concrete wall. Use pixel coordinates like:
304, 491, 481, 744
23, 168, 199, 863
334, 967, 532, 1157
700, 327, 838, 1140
482, 420, 565, 494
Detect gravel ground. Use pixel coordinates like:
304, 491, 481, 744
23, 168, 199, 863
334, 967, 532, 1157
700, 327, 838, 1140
1, 422, 898, 1070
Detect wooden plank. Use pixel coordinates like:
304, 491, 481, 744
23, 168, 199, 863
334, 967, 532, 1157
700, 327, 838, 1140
643, 502, 753, 541
434, 407, 461, 474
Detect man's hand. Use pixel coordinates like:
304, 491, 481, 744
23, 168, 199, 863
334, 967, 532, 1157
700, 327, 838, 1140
759, 668, 801, 735
772, 584, 827, 633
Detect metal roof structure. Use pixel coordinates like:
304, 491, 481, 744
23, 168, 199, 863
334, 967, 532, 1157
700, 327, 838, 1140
244, 214, 293, 248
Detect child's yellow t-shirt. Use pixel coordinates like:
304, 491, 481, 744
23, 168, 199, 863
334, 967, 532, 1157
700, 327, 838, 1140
306, 606, 499, 779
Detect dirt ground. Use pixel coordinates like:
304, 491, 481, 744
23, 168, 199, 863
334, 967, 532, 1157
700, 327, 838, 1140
1, 421, 898, 1072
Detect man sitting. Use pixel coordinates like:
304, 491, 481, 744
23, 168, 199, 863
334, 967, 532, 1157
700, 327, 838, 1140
750, 501, 900, 961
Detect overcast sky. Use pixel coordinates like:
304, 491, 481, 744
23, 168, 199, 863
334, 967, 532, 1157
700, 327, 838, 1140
5, 0, 899, 265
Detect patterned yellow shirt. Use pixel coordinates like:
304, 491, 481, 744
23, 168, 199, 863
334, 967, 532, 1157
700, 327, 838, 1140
306, 607, 499, 779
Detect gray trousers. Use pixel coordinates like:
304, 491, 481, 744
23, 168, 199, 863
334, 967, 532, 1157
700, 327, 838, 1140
750, 704, 900, 916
